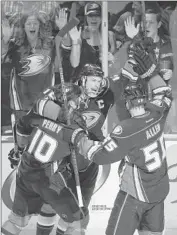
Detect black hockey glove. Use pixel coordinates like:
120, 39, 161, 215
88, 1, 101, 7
70, 110, 87, 131
8, 147, 23, 169
58, 108, 87, 131
128, 44, 157, 79
132, 36, 155, 53
62, 124, 87, 147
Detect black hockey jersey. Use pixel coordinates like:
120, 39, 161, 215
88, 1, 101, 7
79, 96, 172, 203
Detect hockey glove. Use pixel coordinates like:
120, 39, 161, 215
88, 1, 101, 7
62, 124, 87, 147
58, 108, 87, 130
128, 40, 157, 79
8, 147, 23, 169
131, 36, 155, 53
70, 110, 87, 130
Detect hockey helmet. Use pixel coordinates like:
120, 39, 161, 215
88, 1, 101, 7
51, 83, 82, 106
123, 83, 147, 110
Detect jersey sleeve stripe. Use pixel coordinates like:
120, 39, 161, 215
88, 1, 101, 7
87, 141, 102, 161
16, 130, 30, 138
37, 98, 49, 116
160, 53, 173, 59
121, 68, 138, 82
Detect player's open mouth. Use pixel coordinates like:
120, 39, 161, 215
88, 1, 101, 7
91, 88, 98, 92
29, 30, 36, 35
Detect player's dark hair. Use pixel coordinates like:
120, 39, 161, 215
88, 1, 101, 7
123, 83, 147, 108
145, 2, 162, 22
79, 64, 104, 80
52, 83, 82, 106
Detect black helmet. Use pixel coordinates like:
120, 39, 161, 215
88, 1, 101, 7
50, 83, 82, 106
79, 64, 104, 79
123, 83, 147, 109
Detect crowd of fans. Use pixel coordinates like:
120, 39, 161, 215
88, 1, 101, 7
1, 1, 177, 134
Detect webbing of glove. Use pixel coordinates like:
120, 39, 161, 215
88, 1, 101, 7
132, 49, 157, 79
131, 35, 155, 53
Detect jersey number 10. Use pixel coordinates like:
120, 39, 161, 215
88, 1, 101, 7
142, 134, 166, 172
27, 129, 58, 163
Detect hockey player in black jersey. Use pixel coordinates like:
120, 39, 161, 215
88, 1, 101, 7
75, 82, 172, 235
32, 64, 115, 235
1, 83, 89, 235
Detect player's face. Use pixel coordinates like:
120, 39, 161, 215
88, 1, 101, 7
24, 15, 40, 42
84, 76, 102, 98
143, 13, 161, 40
86, 15, 101, 31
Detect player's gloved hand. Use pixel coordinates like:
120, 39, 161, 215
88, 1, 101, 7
132, 36, 155, 53
128, 43, 157, 79
58, 108, 87, 130
70, 110, 87, 130
62, 124, 87, 146
8, 148, 22, 169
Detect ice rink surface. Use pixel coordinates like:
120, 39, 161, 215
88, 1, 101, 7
1, 106, 177, 235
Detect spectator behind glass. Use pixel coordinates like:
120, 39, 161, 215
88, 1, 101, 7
1, 11, 55, 121
110, 1, 177, 50
124, 2, 174, 86
1, 2, 79, 120
71, 1, 116, 82
158, 1, 177, 39
123, 2, 174, 133
52, 3, 83, 83
109, 1, 143, 49
0, 9, 64, 125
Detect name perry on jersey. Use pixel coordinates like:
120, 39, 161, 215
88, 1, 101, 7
42, 119, 63, 134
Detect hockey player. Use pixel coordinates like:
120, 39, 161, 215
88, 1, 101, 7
8, 44, 160, 234
7, 64, 115, 235
75, 82, 172, 235
1, 83, 89, 235
32, 56, 160, 235
33, 63, 115, 235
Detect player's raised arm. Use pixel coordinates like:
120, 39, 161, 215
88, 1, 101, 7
145, 83, 172, 113
76, 129, 136, 165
